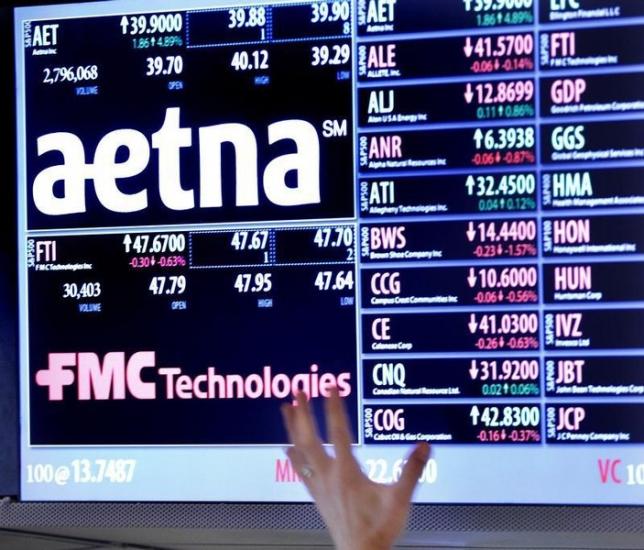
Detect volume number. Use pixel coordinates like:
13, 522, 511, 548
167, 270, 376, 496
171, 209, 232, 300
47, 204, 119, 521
43, 65, 98, 85
62, 282, 101, 300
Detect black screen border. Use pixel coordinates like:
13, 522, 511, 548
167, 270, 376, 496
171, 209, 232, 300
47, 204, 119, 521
0, 3, 19, 500
3, 1, 643, 543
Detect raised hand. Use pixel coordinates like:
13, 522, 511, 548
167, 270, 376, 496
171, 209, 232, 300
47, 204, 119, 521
281, 389, 430, 550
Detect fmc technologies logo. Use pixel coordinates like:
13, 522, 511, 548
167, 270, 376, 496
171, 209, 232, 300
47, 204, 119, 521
35, 351, 352, 401
32, 107, 323, 216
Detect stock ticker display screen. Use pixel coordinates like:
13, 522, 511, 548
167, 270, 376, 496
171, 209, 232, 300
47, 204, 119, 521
15, 0, 644, 503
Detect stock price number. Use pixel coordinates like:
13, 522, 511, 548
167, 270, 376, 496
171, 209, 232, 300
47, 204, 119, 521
470, 266, 537, 289
234, 273, 272, 293
120, 13, 183, 35
470, 405, 540, 428
231, 230, 269, 251
314, 227, 353, 248
228, 7, 266, 28
463, 0, 533, 10
464, 34, 534, 58
231, 49, 269, 71
466, 173, 536, 211
473, 127, 535, 151
465, 173, 535, 197
469, 313, 539, 350
123, 233, 186, 254
311, 44, 351, 66
314, 227, 354, 260
146, 55, 183, 76
72, 459, 136, 483
149, 275, 187, 295
468, 220, 536, 243
62, 282, 101, 300
314, 270, 354, 291
311, 0, 351, 33
463, 0, 534, 27
467, 80, 534, 105
366, 457, 438, 484
43, 65, 98, 85
311, 1, 350, 23
469, 313, 538, 336
469, 359, 539, 381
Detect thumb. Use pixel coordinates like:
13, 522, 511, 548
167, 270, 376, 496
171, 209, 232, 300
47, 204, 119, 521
394, 442, 430, 503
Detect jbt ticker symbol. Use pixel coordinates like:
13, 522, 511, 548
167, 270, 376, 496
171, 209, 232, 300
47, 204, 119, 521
35, 352, 157, 401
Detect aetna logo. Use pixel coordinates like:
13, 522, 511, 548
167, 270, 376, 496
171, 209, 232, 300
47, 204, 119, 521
33, 107, 321, 215
35, 352, 352, 402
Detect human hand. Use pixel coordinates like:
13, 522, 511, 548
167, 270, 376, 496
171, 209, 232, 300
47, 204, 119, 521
281, 389, 430, 550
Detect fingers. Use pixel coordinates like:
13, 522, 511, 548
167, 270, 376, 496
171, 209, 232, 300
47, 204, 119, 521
281, 392, 330, 471
394, 442, 431, 503
281, 401, 297, 443
324, 386, 354, 461
286, 446, 318, 495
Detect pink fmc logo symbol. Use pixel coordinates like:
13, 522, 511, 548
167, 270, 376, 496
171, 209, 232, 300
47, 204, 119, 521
35, 352, 157, 401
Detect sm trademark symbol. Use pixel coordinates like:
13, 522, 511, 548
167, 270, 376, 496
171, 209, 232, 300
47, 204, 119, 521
322, 119, 348, 138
